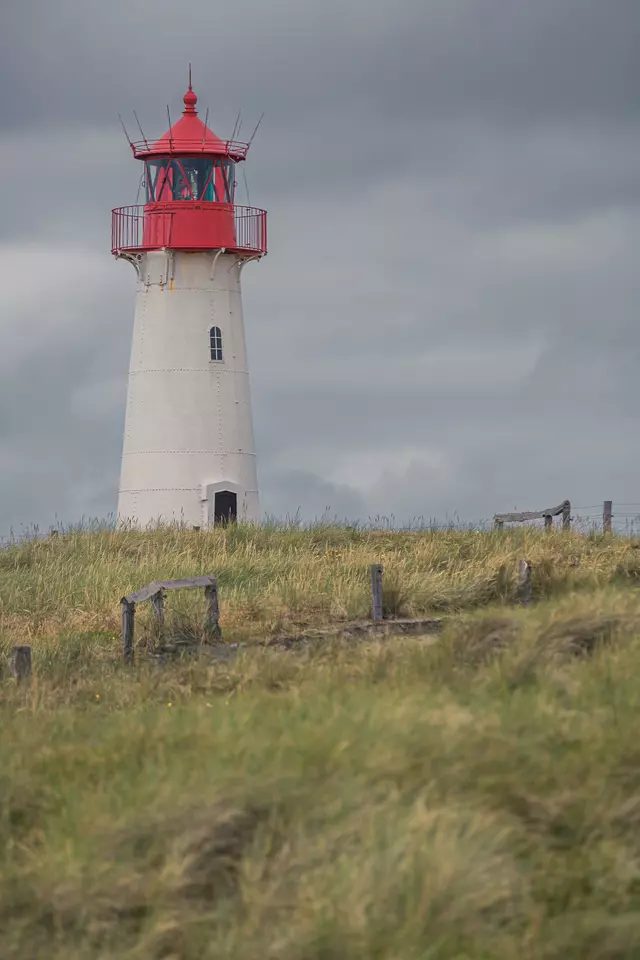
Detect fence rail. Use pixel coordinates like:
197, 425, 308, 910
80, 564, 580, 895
494, 500, 571, 530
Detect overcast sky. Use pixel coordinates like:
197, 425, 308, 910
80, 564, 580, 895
1, 0, 639, 533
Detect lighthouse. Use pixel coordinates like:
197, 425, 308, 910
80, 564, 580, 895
112, 79, 266, 528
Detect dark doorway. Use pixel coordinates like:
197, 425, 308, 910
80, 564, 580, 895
214, 490, 237, 525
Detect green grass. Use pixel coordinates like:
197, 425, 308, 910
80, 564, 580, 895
2, 525, 640, 957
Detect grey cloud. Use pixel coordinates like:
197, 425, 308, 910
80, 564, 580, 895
2, 0, 639, 130
260, 469, 367, 523
1, 0, 640, 534
0, 245, 129, 531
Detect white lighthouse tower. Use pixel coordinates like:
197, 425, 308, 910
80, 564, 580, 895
112, 79, 266, 528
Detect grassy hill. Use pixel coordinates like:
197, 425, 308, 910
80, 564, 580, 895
2, 524, 640, 958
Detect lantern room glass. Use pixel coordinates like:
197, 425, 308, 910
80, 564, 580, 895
145, 159, 235, 203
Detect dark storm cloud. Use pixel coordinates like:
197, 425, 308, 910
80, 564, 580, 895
1, 0, 640, 533
2, 0, 640, 129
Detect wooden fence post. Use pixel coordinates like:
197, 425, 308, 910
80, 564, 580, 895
10, 645, 31, 682
371, 564, 383, 623
518, 560, 533, 605
603, 501, 613, 534
494, 518, 504, 530
204, 581, 222, 639
544, 514, 553, 531
151, 590, 165, 626
562, 501, 571, 531
121, 599, 135, 665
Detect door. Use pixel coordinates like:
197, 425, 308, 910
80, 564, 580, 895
214, 490, 237, 525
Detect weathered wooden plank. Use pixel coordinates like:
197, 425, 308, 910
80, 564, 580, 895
266, 617, 445, 649
371, 564, 383, 623
562, 501, 571, 531
518, 560, 533, 605
204, 580, 222, 639
603, 500, 613, 534
495, 510, 547, 523
544, 514, 553, 530
10, 645, 31, 681
124, 575, 216, 605
494, 500, 570, 525
121, 599, 135, 665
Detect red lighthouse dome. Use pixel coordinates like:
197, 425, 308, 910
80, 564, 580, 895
112, 81, 267, 257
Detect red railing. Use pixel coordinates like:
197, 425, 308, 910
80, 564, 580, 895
234, 206, 268, 253
112, 205, 150, 251
111, 203, 267, 256
130, 138, 250, 161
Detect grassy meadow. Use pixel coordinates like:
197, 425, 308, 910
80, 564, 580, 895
2, 523, 640, 958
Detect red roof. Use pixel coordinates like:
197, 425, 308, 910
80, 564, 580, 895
132, 86, 249, 161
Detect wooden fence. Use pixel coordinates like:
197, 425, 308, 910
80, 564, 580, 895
2, 555, 539, 675
116, 561, 530, 663
116, 565, 444, 663
494, 500, 571, 531
494, 499, 617, 533
120, 575, 221, 665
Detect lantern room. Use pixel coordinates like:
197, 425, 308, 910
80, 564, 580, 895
112, 83, 267, 257
144, 157, 236, 204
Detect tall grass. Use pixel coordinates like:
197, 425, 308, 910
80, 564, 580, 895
2, 526, 640, 957
0, 522, 634, 645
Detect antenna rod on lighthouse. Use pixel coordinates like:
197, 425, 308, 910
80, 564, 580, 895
201, 106, 209, 151
118, 113, 135, 152
188, 62, 192, 88
248, 112, 265, 147
133, 110, 150, 149
231, 109, 242, 143
166, 104, 174, 151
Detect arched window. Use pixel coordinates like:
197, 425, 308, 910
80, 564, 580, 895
209, 326, 223, 361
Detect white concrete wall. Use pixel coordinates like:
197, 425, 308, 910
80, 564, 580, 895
117, 250, 260, 527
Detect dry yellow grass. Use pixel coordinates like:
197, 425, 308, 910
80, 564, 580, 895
0, 522, 633, 646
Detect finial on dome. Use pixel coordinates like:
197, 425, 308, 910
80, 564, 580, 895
183, 63, 198, 113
